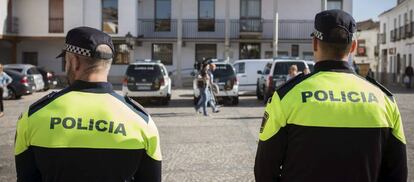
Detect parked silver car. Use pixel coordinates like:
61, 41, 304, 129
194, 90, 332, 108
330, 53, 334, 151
4, 64, 45, 91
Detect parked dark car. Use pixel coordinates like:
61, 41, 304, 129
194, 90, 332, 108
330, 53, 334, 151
37, 67, 58, 90
257, 59, 308, 103
3, 69, 32, 99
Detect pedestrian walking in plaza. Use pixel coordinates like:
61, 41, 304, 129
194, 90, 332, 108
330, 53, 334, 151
207, 63, 220, 113
255, 10, 407, 182
14, 27, 161, 182
0, 64, 13, 117
404, 65, 413, 89
195, 65, 211, 116
286, 64, 298, 81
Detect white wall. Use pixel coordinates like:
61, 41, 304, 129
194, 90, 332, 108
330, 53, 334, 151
84, 0, 101, 30
0, 0, 8, 34
14, 0, 49, 36
64, 0, 84, 34
118, 0, 138, 36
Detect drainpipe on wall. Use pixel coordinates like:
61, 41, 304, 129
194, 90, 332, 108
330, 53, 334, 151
224, 0, 230, 59
176, 0, 183, 88
273, 0, 279, 57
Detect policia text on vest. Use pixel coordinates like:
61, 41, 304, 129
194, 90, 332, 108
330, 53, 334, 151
50, 117, 127, 136
301, 90, 378, 103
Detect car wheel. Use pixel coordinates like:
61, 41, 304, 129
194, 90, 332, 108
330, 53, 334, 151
232, 96, 239, 105
7, 88, 17, 100
256, 84, 263, 100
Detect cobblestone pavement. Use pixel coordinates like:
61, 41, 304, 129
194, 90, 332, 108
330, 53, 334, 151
0, 89, 413, 182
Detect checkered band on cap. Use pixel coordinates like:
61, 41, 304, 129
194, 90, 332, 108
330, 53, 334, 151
313, 30, 324, 40
64, 44, 91, 57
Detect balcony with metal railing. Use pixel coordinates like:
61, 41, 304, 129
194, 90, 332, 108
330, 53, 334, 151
400, 26, 406, 39
137, 19, 314, 41
405, 24, 412, 38
378, 33, 386, 44
137, 19, 178, 39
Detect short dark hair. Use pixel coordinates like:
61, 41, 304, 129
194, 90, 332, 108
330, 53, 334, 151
318, 28, 353, 59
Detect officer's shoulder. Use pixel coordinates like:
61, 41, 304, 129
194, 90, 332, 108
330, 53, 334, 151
364, 76, 394, 100
276, 72, 315, 100
109, 93, 150, 123
29, 88, 70, 116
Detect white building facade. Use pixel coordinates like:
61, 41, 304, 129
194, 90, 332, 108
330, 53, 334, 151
353, 19, 380, 76
0, 0, 352, 86
378, 0, 414, 85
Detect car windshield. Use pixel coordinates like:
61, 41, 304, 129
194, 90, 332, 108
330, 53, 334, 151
213, 64, 235, 78
27, 68, 40, 74
273, 62, 306, 75
126, 65, 162, 78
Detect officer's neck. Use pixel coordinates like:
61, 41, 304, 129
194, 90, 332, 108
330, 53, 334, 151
315, 55, 348, 63
77, 73, 108, 83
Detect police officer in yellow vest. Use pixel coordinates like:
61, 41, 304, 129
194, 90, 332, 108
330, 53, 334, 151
15, 27, 161, 182
254, 10, 407, 182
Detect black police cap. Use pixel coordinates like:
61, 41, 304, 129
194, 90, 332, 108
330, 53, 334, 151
311, 9, 356, 44
56, 26, 115, 60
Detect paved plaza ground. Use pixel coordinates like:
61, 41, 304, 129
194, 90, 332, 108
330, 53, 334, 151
0, 89, 413, 182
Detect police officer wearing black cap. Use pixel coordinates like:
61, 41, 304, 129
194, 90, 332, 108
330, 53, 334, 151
254, 10, 407, 182
15, 27, 162, 182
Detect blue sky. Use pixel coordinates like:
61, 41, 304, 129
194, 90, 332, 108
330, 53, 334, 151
353, 0, 396, 21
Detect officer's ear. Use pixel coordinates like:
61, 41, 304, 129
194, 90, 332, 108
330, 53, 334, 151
313, 37, 318, 52
349, 39, 357, 54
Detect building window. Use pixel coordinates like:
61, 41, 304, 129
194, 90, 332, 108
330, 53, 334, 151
240, 0, 261, 32
240, 43, 260, 59
198, 0, 215, 32
49, 0, 64, 33
327, 0, 342, 10
152, 44, 173, 65
102, 0, 118, 34
291, 45, 299, 57
155, 0, 171, 32
113, 43, 130, 64
22, 52, 38, 66
356, 39, 366, 57
195, 44, 217, 63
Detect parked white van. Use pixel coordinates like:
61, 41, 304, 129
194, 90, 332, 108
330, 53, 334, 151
233, 59, 272, 95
